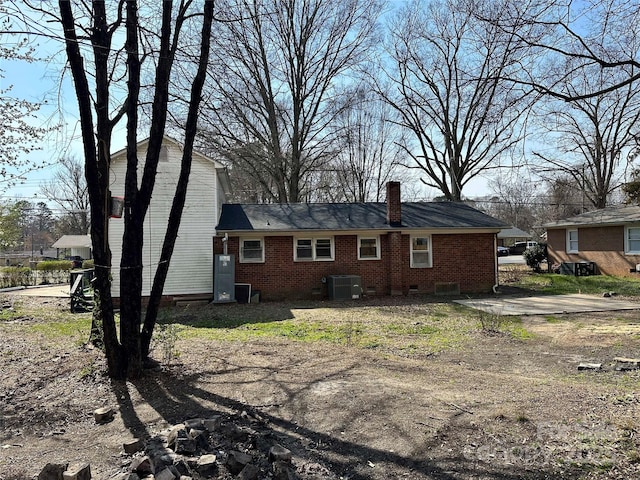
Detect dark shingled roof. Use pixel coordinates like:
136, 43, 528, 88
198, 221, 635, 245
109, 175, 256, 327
216, 202, 507, 232
497, 226, 532, 239
543, 205, 640, 228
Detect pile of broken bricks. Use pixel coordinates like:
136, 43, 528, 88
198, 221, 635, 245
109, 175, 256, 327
577, 357, 640, 372
37, 407, 335, 480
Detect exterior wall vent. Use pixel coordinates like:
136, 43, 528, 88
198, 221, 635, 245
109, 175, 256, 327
159, 145, 169, 162
327, 275, 361, 300
434, 282, 460, 295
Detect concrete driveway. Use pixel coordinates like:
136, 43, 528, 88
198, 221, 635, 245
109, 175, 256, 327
498, 255, 525, 265
455, 294, 640, 316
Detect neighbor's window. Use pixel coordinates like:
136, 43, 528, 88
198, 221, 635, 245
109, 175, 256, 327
411, 235, 432, 268
358, 236, 380, 260
240, 238, 264, 263
294, 237, 334, 261
567, 229, 579, 253
625, 226, 640, 254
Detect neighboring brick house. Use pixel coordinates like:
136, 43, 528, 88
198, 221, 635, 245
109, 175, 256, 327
214, 182, 507, 300
544, 205, 640, 277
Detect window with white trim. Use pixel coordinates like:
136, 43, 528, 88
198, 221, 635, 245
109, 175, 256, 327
358, 236, 380, 260
567, 229, 579, 253
625, 226, 640, 254
240, 238, 264, 263
410, 235, 432, 268
294, 237, 334, 261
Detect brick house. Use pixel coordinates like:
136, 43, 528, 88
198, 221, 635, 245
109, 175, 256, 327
544, 205, 640, 277
214, 182, 507, 300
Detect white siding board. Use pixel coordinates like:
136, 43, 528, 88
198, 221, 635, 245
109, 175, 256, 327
109, 138, 221, 298
71, 247, 91, 259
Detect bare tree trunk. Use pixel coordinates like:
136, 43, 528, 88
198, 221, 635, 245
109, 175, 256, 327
118, 0, 144, 379
58, 0, 122, 376
141, 0, 215, 359
56, 0, 214, 379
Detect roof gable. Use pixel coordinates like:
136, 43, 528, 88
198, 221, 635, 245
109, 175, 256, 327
52, 235, 92, 249
216, 202, 506, 232
110, 135, 225, 169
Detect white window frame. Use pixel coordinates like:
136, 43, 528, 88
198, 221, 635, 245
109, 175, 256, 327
239, 237, 264, 263
294, 236, 334, 261
625, 226, 640, 254
358, 235, 380, 260
410, 235, 432, 268
566, 229, 579, 253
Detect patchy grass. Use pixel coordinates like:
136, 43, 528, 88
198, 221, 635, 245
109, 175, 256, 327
475, 310, 534, 340
28, 315, 92, 339
2, 293, 640, 479
0, 295, 533, 360
508, 270, 640, 296
506, 318, 535, 340
0, 298, 83, 323
162, 301, 486, 357
0, 298, 92, 344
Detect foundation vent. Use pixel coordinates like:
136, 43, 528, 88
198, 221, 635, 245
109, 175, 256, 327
434, 282, 460, 295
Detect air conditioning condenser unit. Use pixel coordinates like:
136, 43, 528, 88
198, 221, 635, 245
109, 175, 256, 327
327, 275, 361, 300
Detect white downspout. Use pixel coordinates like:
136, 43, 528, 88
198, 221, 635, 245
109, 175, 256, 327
493, 234, 500, 293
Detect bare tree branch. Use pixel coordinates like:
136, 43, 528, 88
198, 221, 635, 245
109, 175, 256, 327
197, 0, 383, 202
379, 0, 535, 201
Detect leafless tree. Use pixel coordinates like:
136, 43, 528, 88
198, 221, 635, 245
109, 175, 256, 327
312, 87, 407, 203
380, 0, 537, 201
482, 0, 640, 101
517, 0, 640, 209
17, 0, 215, 379
543, 175, 586, 219
40, 157, 89, 235
482, 173, 540, 233
199, 0, 383, 203
531, 70, 640, 208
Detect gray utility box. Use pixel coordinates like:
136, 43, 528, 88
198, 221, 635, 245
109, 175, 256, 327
327, 275, 361, 300
213, 254, 235, 303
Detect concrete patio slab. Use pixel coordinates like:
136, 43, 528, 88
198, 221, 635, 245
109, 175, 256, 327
7, 285, 70, 297
455, 294, 640, 316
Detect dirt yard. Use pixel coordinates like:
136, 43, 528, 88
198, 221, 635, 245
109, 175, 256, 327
1, 292, 639, 480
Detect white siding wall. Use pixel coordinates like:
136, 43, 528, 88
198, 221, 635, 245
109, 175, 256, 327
70, 247, 92, 259
109, 140, 221, 297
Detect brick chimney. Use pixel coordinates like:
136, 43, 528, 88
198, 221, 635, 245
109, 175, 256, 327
386, 181, 401, 227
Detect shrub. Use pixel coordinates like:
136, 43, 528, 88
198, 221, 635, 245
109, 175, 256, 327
523, 244, 547, 273
33, 260, 77, 285
36, 260, 74, 271
478, 311, 511, 333
82, 259, 94, 269
151, 323, 180, 366
0, 266, 32, 288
